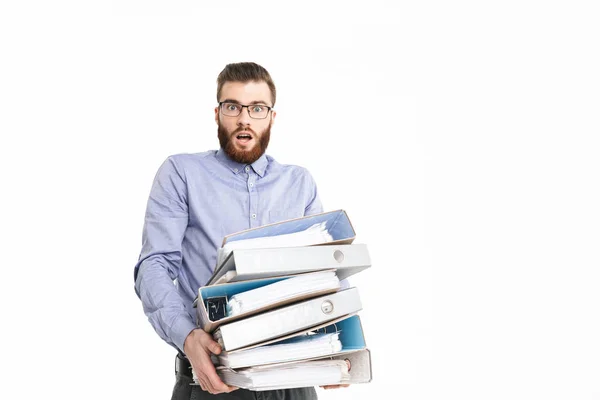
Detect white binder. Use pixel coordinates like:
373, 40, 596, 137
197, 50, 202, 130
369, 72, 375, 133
211, 209, 361, 284
213, 287, 362, 352
220, 209, 356, 248
218, 314, 368, 369
208, 244, 371, 285
215, 349, 372, 391
194, 270, 340, 333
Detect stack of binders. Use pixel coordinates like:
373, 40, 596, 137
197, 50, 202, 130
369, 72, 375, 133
192, 209, 373, 391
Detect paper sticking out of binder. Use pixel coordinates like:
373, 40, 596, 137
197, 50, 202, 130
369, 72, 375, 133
216, 220, 334, 268
218, 331, 343, 369
212, 287, 363, 352
218, 359, 350, 391
211, 349, 373, 391
209, 210, 364, 285
216, 314, 368, 369
194, 270, 342, 333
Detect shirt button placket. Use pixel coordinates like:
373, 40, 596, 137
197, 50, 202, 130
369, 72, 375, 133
247, 166, 258, 227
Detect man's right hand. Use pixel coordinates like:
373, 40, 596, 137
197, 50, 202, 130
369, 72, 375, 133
183, 328, 238, 394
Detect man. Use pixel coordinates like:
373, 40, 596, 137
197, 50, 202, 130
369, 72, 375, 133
134, 62, 347, 399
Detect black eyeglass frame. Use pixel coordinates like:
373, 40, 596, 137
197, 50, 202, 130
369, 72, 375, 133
218, 101, 274, 119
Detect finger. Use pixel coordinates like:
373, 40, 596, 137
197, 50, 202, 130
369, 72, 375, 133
206, 369, 231, 393
321, 384, 350, 389
191, 364, 212, 392
194, 355, 219, 393
190, 367, 206, 391
199, 378, 209, 393
209, 376, 231, 393
196, 374, 208, 392
209, 342, 222, 355
198, 373, 217, 394
201, 335, 222, 355
195, 351, 228, 393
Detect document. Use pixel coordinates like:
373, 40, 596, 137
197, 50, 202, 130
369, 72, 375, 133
226, 271, 340, 317
215, 359, 350, 391
217, 332, 343, 369
216, 221, 333, 268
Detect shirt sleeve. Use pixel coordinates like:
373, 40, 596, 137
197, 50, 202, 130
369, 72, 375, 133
133, 157, 197, 352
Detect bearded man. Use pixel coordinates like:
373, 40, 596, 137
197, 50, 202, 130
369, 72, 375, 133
134, 62, 346, 400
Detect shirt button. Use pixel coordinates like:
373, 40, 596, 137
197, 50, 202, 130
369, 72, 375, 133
245, 166, 250, 172
252, 213, 257, 219
249, 182, 254, 187
234, 168, 238, 173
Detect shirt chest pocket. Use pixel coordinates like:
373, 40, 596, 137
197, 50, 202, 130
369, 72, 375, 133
268, 208, 304, 224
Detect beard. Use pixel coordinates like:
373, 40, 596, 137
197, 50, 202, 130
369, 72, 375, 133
218, 122, 271, 164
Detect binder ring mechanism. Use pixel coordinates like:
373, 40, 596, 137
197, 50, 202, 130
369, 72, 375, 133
311, 323, 350, 370
313, 322, 339, 335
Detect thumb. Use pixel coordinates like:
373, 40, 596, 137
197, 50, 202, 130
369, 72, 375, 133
208, 341, 222, 355
199, 331, 222, 355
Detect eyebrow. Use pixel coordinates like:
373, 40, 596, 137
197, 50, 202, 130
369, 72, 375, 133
221, 99, 272, 107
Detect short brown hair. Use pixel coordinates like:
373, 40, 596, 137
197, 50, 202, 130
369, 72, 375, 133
216, 62, 276, 106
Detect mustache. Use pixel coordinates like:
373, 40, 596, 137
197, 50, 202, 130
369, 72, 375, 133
232, 127, 257, 136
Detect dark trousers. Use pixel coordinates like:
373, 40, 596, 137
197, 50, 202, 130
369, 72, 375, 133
171, 355, 318, 400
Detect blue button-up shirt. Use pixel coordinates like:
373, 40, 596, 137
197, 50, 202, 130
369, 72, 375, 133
134, 149, 324, 352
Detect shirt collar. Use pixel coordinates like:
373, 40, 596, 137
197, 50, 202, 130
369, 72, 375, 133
215, 148, 268, 177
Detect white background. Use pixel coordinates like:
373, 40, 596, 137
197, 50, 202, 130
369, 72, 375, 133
1, 1, 599, 399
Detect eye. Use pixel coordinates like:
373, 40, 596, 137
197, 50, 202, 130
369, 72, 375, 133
226, 103, 240, 111
251, 105, 264, 113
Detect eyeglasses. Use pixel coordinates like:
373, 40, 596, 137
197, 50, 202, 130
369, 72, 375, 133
218, 102, 273, 119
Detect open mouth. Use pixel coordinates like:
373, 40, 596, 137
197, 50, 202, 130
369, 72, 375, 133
235, 132, 253, 144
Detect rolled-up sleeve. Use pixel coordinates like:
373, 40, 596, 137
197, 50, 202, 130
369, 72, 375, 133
134, 157, 197, 352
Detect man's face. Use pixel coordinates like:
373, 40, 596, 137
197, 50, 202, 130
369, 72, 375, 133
215, 81, 276, 164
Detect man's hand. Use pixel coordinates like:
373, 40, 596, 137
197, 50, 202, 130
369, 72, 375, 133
320, 359, 351, 389
320, 384, 350, 390
183, 329, 238, 394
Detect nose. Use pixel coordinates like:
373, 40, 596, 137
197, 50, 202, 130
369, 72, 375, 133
236, 106, 252, 127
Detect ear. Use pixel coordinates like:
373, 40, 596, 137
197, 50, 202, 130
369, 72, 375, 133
271, 110, 276, 125
214, 107, 219, 125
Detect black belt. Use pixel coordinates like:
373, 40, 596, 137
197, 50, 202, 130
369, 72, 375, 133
175, 353, 193, 378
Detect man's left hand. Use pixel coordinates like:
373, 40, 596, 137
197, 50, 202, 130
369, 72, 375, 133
320, 384, 350, 390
